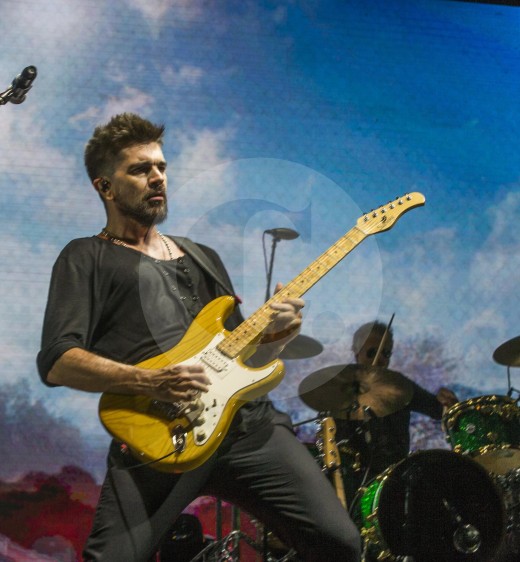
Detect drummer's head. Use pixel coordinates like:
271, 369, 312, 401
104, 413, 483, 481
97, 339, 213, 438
352, 321, 393, 368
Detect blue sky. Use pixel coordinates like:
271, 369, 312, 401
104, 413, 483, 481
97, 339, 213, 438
0, 0, 519, 479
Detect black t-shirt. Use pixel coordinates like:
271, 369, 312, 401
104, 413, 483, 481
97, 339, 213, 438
37, 235, 274, 431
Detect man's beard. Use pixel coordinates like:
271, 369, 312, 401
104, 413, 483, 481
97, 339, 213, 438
117, 198, 168, 227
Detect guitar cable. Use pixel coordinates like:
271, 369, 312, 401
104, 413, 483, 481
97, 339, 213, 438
118, 443, 176, 471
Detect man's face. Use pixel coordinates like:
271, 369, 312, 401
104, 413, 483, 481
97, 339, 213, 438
108, 142, 168, 226
356, 332, 393, 368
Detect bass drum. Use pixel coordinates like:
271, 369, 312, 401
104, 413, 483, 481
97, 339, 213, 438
352, 449, 505, 561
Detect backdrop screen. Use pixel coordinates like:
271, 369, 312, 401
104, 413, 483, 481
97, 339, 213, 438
0, 0, 519, 560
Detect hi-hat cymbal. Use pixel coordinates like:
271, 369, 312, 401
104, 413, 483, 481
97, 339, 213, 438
279, 334, 323, 360
298, 364, 414, 418
493, 336, 520, 367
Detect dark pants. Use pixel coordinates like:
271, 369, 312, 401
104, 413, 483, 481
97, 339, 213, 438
83, 423, 361, 561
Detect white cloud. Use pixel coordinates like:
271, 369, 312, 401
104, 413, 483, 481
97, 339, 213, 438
378, 226, 459, 331
0, 104, 97, 235
386, 188, 520, 393
0, 232, 108, 437
462, 188, 520, 363
68, 86, 155, 128
162, 65, 205, 87
166, 127, 236, 219
468, 189, 520, 315
0, 1, 95, 53
124, 0, 202, 32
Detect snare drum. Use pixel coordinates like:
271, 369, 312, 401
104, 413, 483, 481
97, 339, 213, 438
471, 444, 520, 476
443, 395, 520, 472
352, 449, 505, 561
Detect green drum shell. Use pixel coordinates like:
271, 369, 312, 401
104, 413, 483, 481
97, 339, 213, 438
443, 395, 520, 455
353, 466, 398, 559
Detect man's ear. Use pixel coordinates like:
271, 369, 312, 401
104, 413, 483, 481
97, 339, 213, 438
94, 178, 113, 199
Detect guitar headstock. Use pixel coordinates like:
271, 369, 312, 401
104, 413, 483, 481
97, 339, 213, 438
356, 192, 425, 235
316, 416, 341, 471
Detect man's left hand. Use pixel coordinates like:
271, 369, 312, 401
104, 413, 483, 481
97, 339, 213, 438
262, 282, 304, 344
437, 387, 458, 409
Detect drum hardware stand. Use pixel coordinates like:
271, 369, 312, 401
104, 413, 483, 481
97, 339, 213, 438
188, 499, 298, 562
189, 530, 297, 562
216, 499, 223, 542
506, 367, 520, 400
348, 407, 374, 517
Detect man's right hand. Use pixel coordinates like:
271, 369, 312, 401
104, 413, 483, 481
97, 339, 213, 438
140, 364, 211, 402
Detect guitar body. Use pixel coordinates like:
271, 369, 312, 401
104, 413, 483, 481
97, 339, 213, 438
99, 296, 284, 473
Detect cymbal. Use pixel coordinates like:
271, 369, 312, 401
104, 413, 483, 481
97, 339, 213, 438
298, 364, 414, 418
279, 334, 323, 360
493, 336, 520, 367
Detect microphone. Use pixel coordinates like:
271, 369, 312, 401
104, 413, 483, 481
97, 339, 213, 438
9, 66, 38, 104
264, 227, 299, 240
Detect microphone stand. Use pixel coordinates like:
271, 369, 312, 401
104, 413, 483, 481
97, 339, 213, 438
265, 233, 281, 302
0, 86, 16, 105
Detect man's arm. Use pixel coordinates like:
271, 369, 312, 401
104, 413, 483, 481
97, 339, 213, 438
409, 382, 444, 420
47, 347, 211, 402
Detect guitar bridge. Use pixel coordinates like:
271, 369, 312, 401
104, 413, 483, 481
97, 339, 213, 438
150, 399, 185, 420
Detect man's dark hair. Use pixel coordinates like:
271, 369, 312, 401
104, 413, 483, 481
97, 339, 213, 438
84, 113, 165, 182
352, 320, 393, 354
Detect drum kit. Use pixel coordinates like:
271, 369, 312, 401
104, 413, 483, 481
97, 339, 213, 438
293, 334, 520, 561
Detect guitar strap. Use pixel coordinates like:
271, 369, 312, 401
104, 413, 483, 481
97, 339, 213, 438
170, 236, 236, 298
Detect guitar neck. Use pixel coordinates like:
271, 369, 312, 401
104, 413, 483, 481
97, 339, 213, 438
333, 469, 347, 510
218, 225, 367, 358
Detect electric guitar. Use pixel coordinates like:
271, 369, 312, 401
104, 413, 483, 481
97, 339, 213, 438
99, 192, 425, 472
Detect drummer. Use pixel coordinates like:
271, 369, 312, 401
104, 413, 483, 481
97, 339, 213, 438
334, 321, 458, 498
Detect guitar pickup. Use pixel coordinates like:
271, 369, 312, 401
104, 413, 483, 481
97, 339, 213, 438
201, 349, 229, 375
